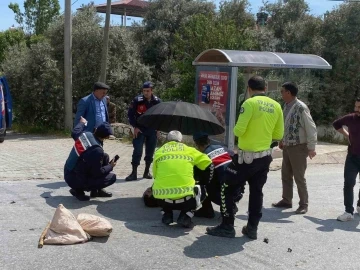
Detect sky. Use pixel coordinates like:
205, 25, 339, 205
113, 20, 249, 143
0, 0, 342, 31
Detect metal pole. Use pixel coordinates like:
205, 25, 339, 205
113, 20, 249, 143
227, 67, 238, 151
99, 0, 112, 83
64, 0, 73, 130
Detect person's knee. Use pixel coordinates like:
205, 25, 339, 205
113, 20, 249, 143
110, 174, 117, 184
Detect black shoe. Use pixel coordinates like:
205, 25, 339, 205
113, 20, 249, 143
206, 224, 236, 238
125, 172, 137, 181
69, 189, 90, 201
162, 212, 173, 225
143, 171, 152, 179
242, 225, 257, 240
90, 189, 112, 198
194, 208, 215, 219
177, 212, 194, 228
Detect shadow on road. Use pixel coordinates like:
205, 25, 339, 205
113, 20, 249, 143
304, 216, 360, 232
183, 234, 246, 258
40, 191, 102, 209
37, 182, 68, 190
236, 207, 294, 224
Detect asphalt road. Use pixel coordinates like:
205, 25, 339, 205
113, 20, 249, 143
0, 133, 359, 270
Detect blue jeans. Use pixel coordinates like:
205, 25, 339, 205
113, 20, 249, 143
131, 131, 157, 166
344, 153, 360, 214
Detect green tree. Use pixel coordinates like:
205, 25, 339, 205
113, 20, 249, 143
2, 5, 151, 127
219, 0, 255, 30
134, 0, 216, 80
0, 29, 26, 64
9, 0, 60, 35
163, 13, 256, 101
321, 2, 360, 116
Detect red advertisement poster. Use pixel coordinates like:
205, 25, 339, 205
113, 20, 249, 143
198, 71, 229, 129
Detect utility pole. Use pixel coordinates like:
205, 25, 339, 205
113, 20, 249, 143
64, 0, 73, 130
99, 0, 112, 83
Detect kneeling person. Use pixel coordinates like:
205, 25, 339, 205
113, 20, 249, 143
152, 131, 212, 228
64, 117, 117, 201
193, 132, 244, 219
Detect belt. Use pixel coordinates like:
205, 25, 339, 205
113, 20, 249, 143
164, 195, 193, 204
238, 149, 272, 164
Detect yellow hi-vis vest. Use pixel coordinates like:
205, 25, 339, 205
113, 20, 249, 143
152, 141, 211, 200
234, 94, 284, 152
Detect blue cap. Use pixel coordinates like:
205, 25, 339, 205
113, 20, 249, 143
193, 131, 208, 141
94, 122, 113, 138
143, 81, 153, 89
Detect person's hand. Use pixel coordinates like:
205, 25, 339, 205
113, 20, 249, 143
80, 116, 87, 124
308, 150, 316, 160
110, 160, 117, 167
279, 141, 284, 150
133, 127, 141, 138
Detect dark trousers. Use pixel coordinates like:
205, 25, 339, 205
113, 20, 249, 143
65, 170, 116, 191
344, 154, 360, 214
159, 197, 197, 217
220, 181, 244, 218
233, 155, 272, 228
64, 153, 117, 191
131, 131, 157, 166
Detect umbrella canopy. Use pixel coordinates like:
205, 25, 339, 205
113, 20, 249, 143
137, 101, 225, 135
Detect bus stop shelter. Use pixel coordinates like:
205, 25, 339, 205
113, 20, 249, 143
192, 49, 332, 150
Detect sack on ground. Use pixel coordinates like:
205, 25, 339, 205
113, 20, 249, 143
77, 213, 113, 237
44, 204, 91, 245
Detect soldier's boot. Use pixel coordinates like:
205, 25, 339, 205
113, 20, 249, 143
206, 217, 236, 238
125, 165, 138, 181
242, 223, 257, 240
194, 197, 215, 218
143, 162, 152, 179
162, 210, 173, 225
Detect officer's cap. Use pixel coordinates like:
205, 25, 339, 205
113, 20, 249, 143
94, 82, 110, 91
143, 81, 153, 89
193, 131, 209, 142
94, 122, 113, 138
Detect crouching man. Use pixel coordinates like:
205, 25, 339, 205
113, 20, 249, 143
152, 130, 212, 228
64, 117, 117, 201
193, 132, 244, 219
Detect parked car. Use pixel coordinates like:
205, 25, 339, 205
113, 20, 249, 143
0, 76, 13, 143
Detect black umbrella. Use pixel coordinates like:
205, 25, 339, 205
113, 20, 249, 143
137, 101, 225, 135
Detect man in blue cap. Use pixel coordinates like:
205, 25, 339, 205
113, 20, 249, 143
193, 132, 244, 228
64, 116, 118, 201
126, 81, 161, 181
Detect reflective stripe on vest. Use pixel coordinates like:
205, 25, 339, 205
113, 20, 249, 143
152, 186, 194, 197
156, 154, 194, 163
65, 132, 101, 171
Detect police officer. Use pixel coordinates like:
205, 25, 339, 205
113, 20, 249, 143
126, 82, 161, 181
206, 75, 284, 239
64, 117, 117, 201
192, 132, 244, 219
152, 131, 212, 228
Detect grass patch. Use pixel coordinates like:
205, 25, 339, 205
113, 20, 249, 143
11, 123, 71, 137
